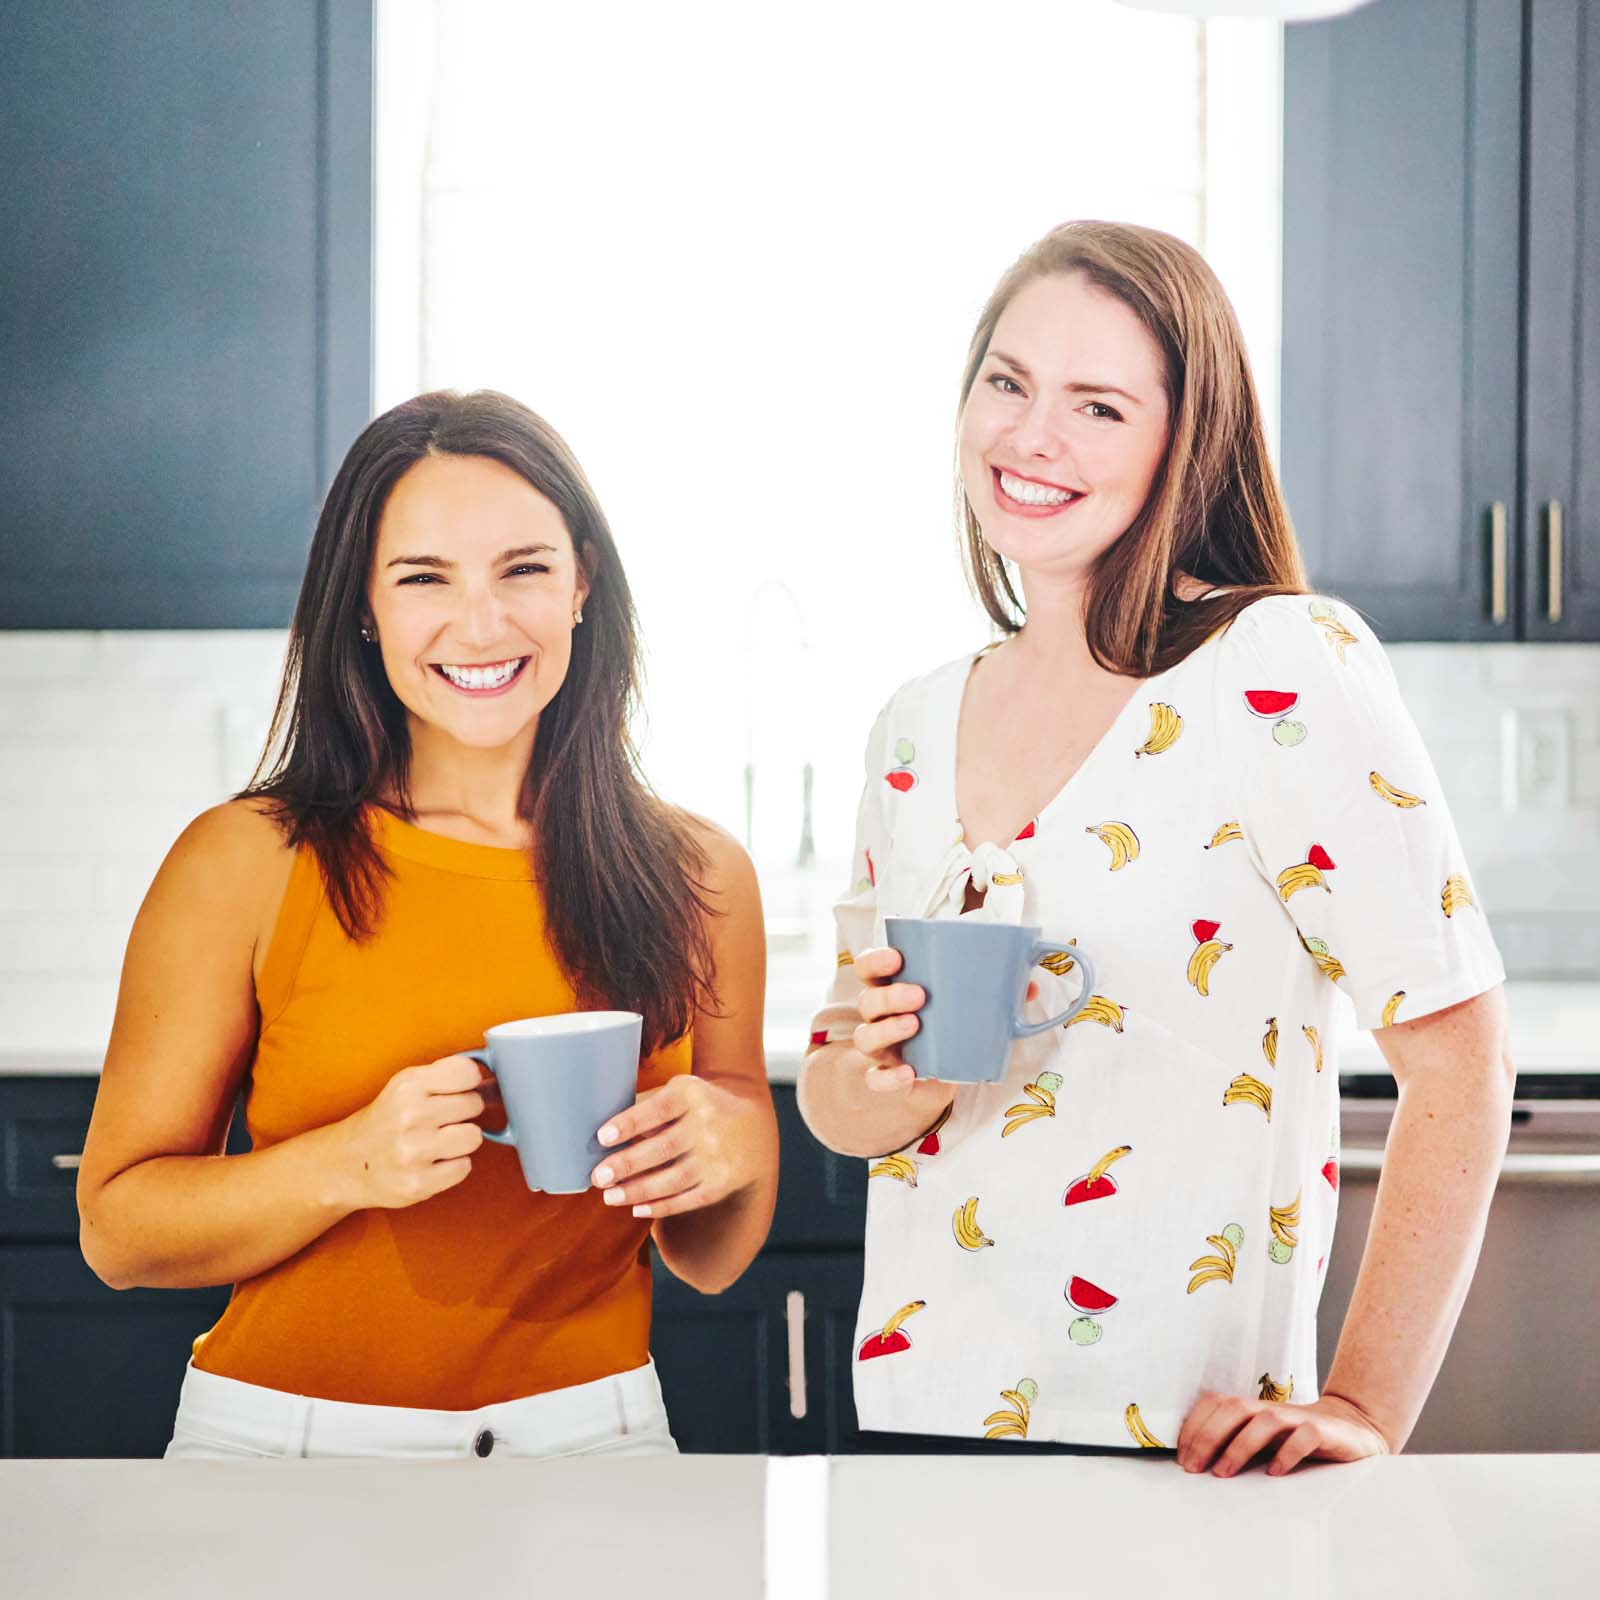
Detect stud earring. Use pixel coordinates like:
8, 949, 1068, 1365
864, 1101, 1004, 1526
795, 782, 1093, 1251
573, 608, 584, 626
360, 623, 376, 643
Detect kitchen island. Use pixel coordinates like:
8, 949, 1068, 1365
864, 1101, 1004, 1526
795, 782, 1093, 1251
2, 1452, 1593, 1598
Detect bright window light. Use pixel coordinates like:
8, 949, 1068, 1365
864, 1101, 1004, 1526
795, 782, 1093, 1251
375, 0, 1281, 1006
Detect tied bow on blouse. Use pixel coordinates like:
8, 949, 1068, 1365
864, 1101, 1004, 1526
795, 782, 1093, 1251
922, 833, 1028, 925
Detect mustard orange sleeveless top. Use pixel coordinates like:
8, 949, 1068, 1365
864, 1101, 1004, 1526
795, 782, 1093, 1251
191, 807, 691, 1408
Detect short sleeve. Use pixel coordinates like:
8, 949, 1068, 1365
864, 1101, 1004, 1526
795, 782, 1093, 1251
1213, 595, 1505, 1030
809, 697, 896, 1042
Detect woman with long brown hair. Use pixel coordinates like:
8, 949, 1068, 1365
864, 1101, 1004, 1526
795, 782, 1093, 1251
77, 390, 777, 1458
800, 222, 1512, 1473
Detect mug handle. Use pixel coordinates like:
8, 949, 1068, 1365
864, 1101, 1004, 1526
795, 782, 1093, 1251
464, 1048, 516, 1147
1012, 943, 1095, 1038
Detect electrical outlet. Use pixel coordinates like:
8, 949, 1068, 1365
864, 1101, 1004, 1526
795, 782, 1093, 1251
1500, 707, 1572, 812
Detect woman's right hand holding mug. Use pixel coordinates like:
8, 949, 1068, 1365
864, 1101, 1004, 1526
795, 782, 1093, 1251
852, 946, 953, 1106
341, 1054, 492, 1209
852, 944, 1039, 1094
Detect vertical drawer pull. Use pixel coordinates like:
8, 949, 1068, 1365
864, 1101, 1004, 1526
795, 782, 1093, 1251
51, 1154, 83, 1171
786, 1289, 808, 1420
1547, 500, 1564, 623
1489, 501, 1508, 623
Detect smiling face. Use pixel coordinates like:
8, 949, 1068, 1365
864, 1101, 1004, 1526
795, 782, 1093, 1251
366, 452, 590, 753
959, 272, 1171, 583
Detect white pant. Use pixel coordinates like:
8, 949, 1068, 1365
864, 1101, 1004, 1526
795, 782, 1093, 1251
165, 1358, 678, 1461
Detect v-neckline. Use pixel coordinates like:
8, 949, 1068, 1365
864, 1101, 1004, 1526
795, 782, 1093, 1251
945, 643, 1179, 854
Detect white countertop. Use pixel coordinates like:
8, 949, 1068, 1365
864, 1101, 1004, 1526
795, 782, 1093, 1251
824, 1454, 1598, 1599
4, 980, 1596, 1081
1, 1456, 765, 1599
1, 1454, 1593, 1599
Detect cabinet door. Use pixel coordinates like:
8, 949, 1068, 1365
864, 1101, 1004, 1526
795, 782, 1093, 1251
650, 1253, 803, 1454
795, 1251, 869, 1455
0, 0, 372, 628
1, 1076, 251, 1242
767, 1084, 867, 1250
1521, 0, 1600, 640
1281, 0, 1523, 640
0, 1248, 228, 1457
0, 1077, 100, 1242
650, 1250, 865, 1455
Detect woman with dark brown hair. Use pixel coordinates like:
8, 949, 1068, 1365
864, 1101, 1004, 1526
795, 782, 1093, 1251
800, 222, 1512, 1473
77, 390, 777, 1459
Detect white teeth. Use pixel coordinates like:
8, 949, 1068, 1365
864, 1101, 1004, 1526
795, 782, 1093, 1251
999, 470, 1076, 506
438, 659, 522, 690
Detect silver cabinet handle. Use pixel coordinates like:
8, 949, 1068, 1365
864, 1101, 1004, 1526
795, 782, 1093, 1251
51, 1154, 83, 1171
785, 1289, 808, 1420
1547, 500, 1564, 622
1342, 1147, 1600, 1182
1489, 501, 1508, 623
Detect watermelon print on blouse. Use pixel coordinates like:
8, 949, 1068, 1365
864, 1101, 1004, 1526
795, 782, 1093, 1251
1243, 687, 1307, 748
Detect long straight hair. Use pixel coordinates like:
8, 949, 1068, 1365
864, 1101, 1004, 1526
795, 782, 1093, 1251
958, 221, 1308, 673
244, 390, 715, 1054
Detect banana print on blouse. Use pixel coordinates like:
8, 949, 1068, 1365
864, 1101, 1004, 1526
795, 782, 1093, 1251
952, 1197, 993, 1252
1308, 599, 1359, 661
1135, 702, 1184, 758
1188, 1224, 1245, 1293
1187, 919, 1232, 995
985, 1379, 1037, 1440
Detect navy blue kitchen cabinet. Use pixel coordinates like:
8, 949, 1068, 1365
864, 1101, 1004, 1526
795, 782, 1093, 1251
1282, 0, 1598, 642
1520, 0, 1600, 640
0, 1248, 229, 1459
0, 1077, 238, 1458
651, 1083, 871, 1454
0, 0, 372, 629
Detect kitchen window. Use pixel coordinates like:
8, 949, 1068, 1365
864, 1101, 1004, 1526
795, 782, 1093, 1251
374, 0, 1283, 1010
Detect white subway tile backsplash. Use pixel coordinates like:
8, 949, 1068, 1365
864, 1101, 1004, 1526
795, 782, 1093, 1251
0, 801, 207, 857
1488, 913, 1600, 982
1574, 742, 1600, 807
0, 738, 221, 800
1481, 644, 1600, 690
0, 628, 1596, 1042
0, 978, 117, 1054
94, 856, 170, 911
0, 634, 102, 678
0, 683, 220, 741
1476, 849, 1600, 915
0, 857, 97, 913
0, 744, 105, 797
1420, 742, 1503, 809
94, 630, 287, 688
219, 703, 275, 792
0, 915, 130, 975
1385, 642, 1489, 694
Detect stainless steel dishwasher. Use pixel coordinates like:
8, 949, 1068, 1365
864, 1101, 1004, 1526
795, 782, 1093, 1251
1315, 1072, 1600, 1452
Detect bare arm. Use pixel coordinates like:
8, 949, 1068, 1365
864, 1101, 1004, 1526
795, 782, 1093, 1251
1319, 985, 1515, 1450
587, 824, 779, 1295
1176, 984, 1514, 1475
77, 803, 487, 1290
796, 947, 956, 1158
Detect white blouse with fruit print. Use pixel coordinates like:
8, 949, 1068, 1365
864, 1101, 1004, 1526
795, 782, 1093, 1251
810, 594, 1505, 1450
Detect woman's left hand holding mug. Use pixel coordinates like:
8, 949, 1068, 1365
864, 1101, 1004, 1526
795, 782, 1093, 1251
589, 1076, 762, 1219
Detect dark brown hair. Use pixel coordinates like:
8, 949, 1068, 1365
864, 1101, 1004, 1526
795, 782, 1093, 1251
244, 390, 714, 1053
958, 220, 1307, 673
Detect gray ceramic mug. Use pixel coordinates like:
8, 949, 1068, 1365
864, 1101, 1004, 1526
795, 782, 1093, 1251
465, 1011, 643, 1194
883, 917, 1094, 1084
